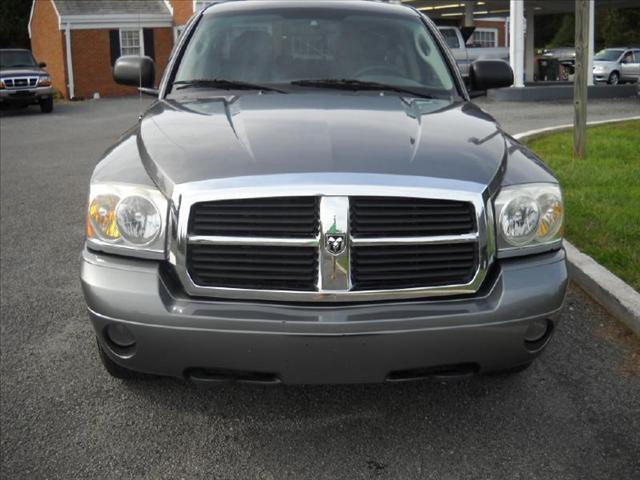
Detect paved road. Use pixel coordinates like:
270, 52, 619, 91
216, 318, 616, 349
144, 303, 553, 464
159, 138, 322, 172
1, 98, 639, 479
474, 96, 640, 133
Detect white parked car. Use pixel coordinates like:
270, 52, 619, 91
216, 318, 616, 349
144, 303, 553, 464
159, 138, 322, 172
593, 48, 640, 85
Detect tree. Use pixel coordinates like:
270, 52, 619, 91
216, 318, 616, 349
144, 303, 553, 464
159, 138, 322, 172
548, 14, 575, 48
0, 0, 32, 48
601, 8, 640, 48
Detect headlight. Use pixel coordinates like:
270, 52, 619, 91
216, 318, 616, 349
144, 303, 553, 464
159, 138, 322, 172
38, 75, 51, 87
493, 183, 563, 258
86, 184, 168, 259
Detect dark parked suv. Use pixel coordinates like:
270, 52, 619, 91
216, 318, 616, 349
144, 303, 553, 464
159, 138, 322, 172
0, 49, 54, 113
81, 0, 567, 384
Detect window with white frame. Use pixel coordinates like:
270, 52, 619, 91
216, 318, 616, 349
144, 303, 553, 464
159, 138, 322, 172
120, 29, 143, 56
469, 28, 498, 48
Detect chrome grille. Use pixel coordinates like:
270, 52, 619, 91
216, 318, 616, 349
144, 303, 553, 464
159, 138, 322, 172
350, 197, 475, 237
189, 197, 319, 237
351, 242, 477, 290
188, 244, 318, 291
173, 176, 492, 302
3, 77, 38, 89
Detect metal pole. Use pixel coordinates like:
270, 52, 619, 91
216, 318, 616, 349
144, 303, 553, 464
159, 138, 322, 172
574, 0, 589, 159
509, 0, 525, 87
587, 0, 595, 86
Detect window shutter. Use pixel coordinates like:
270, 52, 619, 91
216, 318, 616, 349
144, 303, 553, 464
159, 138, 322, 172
143, 29, 155, 61
109, 30, 120, 66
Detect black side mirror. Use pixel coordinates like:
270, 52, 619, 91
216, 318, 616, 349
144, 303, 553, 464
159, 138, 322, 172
469, 60, 514, 92
113, 56, 155, 88
38, 62, 46, 68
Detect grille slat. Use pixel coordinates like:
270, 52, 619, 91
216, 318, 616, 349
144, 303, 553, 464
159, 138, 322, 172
188, 244, 318, 291
352, 243, 477, 290
190, 197, 319, 238
351, 197, 475, 238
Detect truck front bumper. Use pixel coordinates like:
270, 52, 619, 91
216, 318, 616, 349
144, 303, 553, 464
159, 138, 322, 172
81, 248, 568, 384
0, 86, 53, 105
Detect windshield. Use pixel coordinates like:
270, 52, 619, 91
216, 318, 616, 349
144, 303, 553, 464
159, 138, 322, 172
594, 49, 624, 61
173, 8, 456, 97
0, 50, 37, 69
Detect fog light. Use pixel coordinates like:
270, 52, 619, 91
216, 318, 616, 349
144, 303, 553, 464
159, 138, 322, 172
106, 324, 136, 348
524, 319, 551, 343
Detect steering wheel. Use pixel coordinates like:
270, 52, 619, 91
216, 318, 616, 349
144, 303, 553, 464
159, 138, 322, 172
352, 65, 398, 79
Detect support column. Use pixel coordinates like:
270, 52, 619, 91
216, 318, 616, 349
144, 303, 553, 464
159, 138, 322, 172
65, 22, 75, 99
464, 1, 474, 27
587, 0, 595, 86
509, 0, 525, 87
525, 7, 536, 82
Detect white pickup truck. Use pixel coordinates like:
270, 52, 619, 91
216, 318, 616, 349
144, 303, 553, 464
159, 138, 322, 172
438, 26, 509, 79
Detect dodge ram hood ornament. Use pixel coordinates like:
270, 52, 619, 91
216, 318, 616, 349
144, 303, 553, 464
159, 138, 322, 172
325, 233, 346, 256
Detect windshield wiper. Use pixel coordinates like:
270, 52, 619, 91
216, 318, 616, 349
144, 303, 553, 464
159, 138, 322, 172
173, 79, 285, 93
290, 79, 434, 99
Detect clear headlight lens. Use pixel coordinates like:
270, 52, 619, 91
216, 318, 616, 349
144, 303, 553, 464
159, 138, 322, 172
115, 196, 161, 245
86, 184, 167, 259
494, 183, 564, 257
499, 196, 540, 246
38, 75, 52, 87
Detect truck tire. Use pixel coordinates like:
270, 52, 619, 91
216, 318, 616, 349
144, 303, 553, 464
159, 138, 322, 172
39, 97, 53, 113
96, 338, 143, 380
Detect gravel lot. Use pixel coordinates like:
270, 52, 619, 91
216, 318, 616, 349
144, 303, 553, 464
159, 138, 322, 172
1, 97, 639, 479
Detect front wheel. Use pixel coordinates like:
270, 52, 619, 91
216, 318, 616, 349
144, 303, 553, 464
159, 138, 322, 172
39, 97, 53, 113
608, 71, 620, 85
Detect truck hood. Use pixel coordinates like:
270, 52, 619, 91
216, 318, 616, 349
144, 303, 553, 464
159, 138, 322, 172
0, 67, 46, 77
136, 93, 507, 197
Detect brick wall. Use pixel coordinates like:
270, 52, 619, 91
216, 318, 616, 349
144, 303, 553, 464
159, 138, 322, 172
30, 0, 67, 98
172, 0, 194, 26
71, 27, 173, 99
153, 27, 174, 84
474, 20, 507, 48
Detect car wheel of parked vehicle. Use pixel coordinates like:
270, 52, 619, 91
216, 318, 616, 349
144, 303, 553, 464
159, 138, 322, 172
39, 97, 53, 113
607, 71, 620, 85
96, 338, 142, 380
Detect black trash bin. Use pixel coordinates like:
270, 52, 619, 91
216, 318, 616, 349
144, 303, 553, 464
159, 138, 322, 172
537, 57, 560, 81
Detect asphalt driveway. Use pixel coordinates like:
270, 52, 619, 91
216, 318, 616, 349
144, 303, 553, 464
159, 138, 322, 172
1, 97, 639, 479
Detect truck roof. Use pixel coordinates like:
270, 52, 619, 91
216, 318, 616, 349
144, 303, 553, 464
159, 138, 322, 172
202, 0, 419, 18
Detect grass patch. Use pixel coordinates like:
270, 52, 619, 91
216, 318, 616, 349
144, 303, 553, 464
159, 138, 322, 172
527, 120, 640, 290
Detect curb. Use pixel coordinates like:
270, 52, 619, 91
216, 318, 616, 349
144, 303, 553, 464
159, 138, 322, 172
514, 117, 640, 336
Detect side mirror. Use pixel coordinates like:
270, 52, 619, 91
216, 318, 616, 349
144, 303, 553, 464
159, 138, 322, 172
113, 56, 155, 88
38, 62, 47, 68
469, 59, 514, 92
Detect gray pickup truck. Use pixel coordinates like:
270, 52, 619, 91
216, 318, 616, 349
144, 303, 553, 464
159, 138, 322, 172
0, 49, 54, 113
81, 0, 567, 385
438, 26, 509, 80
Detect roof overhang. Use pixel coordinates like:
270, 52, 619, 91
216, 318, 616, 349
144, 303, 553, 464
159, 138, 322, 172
401, 0, 640, 18
58, 14, 173, 30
